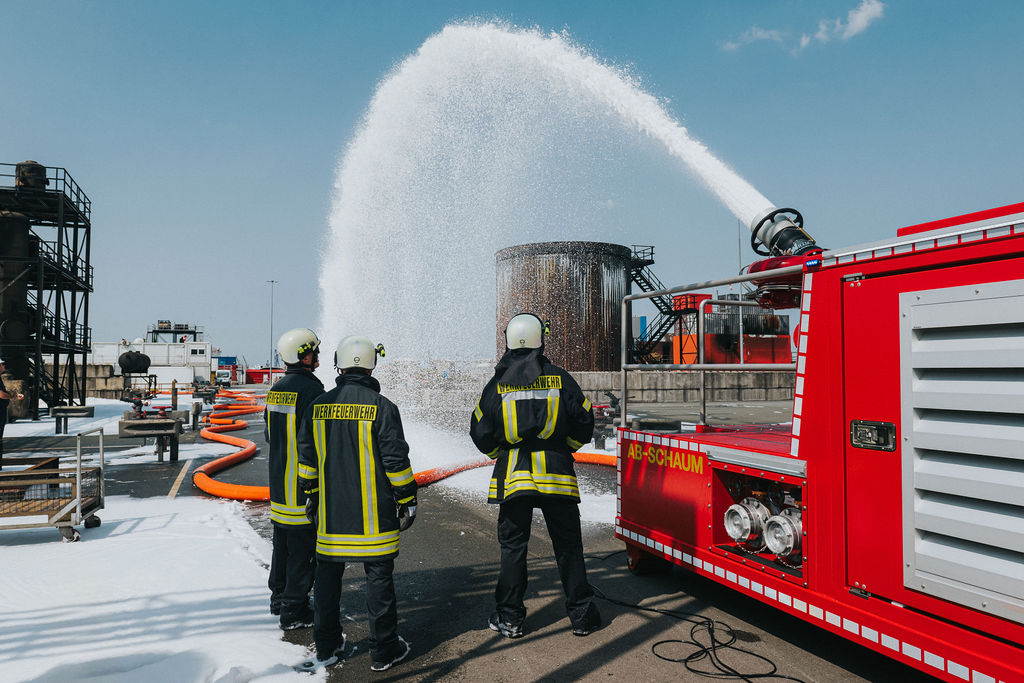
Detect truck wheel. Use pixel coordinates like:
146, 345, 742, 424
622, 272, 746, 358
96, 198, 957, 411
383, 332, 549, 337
626, 543, 670, 575
60, 527, 81, 543
84, 515, 101, 528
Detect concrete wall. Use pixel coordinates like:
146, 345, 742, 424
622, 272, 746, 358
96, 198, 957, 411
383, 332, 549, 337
575, 370, 795, 404
372, 360, 794, 432
41, 363, 123, 400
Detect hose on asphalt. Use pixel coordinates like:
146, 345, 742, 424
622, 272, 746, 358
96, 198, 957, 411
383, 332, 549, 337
191, 390, 616, 501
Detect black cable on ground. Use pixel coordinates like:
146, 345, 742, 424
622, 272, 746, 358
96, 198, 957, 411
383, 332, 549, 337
588, 562, 806, 682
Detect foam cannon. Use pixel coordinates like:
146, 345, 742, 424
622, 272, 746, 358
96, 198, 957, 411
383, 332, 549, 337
749, 207, 819, 257
746, 207, 822, 309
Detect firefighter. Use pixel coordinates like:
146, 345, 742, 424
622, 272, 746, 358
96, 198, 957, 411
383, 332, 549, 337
470, 313, 602, 638
264, 328, 325, 630
0, 358, 26, 471
296, 335, 417, 673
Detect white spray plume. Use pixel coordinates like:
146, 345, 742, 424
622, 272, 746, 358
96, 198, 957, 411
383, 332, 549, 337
320, 22, 772, 362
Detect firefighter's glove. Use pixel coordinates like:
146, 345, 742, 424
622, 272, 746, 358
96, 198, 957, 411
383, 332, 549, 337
397, 499, 417, 532
304, 493, 319, 526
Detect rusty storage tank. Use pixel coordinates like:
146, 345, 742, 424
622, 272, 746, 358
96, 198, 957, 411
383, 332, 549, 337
495, 241, 631, 371
15, 160, 49, 189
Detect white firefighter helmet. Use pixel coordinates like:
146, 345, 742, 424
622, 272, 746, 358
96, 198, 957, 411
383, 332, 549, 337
277, 328, 320, 365
334, 335, 385, 370
504, 313, 548, 350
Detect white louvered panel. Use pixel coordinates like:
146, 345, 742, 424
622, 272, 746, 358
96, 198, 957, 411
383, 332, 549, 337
913, 411, 1024, 460
909, 335, 1024, 369
911, 296, 1024, 329
915, 493, 1024, 553
915, 535, 1024, 601
901, 279, 1024, 626
915, 453, 1024, 507
912, 376, 1024, 413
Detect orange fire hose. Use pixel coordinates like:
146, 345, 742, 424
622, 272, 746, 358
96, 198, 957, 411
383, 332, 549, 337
192, 391, 271, 500
192, 389, 616, 501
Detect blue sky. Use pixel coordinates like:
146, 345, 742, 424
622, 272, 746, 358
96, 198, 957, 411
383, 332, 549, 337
3, 1, 1021, 366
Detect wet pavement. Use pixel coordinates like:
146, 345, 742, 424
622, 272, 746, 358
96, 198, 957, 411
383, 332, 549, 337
3, 396, 935, 681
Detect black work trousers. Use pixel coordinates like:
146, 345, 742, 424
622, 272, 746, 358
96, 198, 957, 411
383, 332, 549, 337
268, 523, 316, 623
495, 495, 596, 628
314, 557, 399, 660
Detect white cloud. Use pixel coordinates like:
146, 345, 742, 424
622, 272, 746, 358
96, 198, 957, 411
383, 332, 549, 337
842, 0, 885, 39
816, 19, 838, 44
722, 26, 785, 51
726, 0, 884, 55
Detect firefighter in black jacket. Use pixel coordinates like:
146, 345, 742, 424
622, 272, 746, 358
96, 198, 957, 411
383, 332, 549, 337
265, 328, 325, 630
470, 313, 602, 638
296, 335, 417, 673
0, 358, 26, 471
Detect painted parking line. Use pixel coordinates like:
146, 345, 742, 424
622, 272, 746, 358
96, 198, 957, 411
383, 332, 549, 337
168, 459, 193, 499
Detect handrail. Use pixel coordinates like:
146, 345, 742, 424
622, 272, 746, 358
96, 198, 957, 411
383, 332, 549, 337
76, 426, 105, 523
0, 162, 91, 220
620, 264, 805, 428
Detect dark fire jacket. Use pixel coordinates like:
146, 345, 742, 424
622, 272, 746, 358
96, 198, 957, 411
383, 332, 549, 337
264, 367, 325, 527
297, 372, 417, 562
470, 355, 594, 504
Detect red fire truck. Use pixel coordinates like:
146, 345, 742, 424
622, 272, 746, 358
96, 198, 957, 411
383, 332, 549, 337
616, 202, 1024, 682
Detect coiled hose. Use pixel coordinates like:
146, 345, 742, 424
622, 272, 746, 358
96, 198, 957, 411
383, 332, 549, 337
192, 391, 615, 501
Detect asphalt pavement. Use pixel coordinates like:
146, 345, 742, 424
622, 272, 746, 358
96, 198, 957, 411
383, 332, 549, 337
4, 397, 937, 681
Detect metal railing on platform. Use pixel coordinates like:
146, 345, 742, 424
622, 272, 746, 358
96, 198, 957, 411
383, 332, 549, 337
620, 264, 803, 427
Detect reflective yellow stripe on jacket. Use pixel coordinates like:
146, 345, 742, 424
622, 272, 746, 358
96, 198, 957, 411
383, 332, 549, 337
502, 399, 520, 444
268, 396, 306, 524
316, 530, 400, 557
488, 449, 580, 501
271, 502, 309, 525
358, 419, 377, 535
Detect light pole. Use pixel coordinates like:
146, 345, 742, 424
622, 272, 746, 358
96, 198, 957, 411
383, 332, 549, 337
267, 279, 278, 385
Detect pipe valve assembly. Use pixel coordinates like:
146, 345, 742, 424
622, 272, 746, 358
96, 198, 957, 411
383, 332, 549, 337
749, 207, 820, 257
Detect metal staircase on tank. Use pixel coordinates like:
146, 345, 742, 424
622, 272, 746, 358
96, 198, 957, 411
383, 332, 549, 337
629, 246, 681, 363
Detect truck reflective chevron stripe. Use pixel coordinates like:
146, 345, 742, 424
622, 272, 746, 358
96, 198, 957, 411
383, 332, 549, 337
359, 420, 378, 535
386, 465, 415, 489
537, 395, 560, 439
502, 399, 521, 444
316, 530, 400, 558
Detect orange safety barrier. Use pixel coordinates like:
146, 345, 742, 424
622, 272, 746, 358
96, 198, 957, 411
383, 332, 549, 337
192, 389, 616, 500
